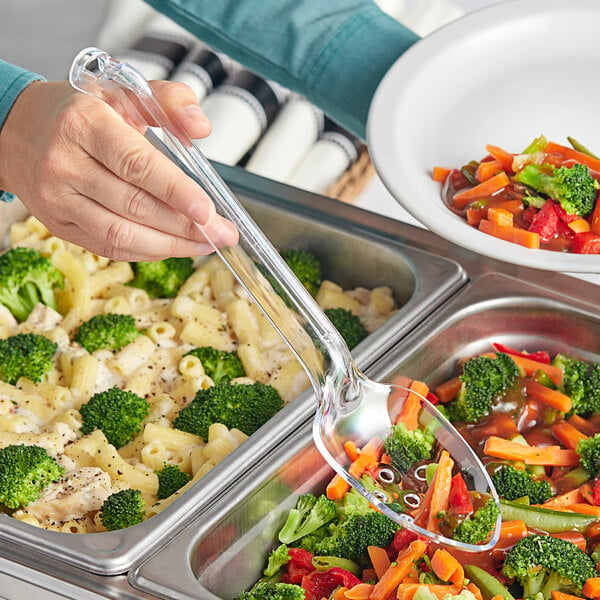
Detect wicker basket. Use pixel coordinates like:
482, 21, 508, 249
325, 148, 376, 204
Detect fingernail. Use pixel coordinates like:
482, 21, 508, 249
185, 104, 208, 121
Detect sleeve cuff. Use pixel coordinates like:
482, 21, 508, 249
0, 191, 15, 203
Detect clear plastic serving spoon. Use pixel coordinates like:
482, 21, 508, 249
69, 48, 500, 551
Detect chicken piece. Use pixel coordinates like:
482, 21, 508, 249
25, 467, 113, 523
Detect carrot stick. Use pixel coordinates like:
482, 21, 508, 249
333, 587, 349, 600
478, 219, 541, 249
453, 172, 510, 209
552, 591, 588, 600
485, 144, 514, 171
497, 520, 528, 547
466, 583, 485, 600
368, 545, 391, 580
523, 379, 572, 413
432, 166, 452, 183
483, 436, 579, 466
568, 218, 591, 234
542, 489, 583, 509
326, 474, 350, 500
344, 440, 361, 462
398, 584, 463, 600
578, 482, 594, 505
582, 577, 600, 599
370, 540, 427, 600
434, 376, 462, 404
483, 436, 540, 461
466, 205, 488, 227
550, 531, 587, 553
563, 503, 600, 516
349, 437, 382, 478
568, 414, 600, 436
476, 160, 504, 183
487, 206, 514, 227
396, 381, 429, 430
326, 436, 383, 499
524, 447, 580, 467
544, 141, 600, 173
551, 421, 588, 450
430, 549, 465, 586
344, 583, 374, 600
494, 353, 563, 386
412, 450, 454, 533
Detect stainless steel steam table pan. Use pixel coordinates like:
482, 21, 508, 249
0, 183, 465, 577
130, 270, 600, 600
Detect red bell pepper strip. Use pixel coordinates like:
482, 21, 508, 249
391, 528, 420, 553
426, 391, 440, 405
448, 472, 474, 515
572, 231, 600, 254
553, 203, 580, 224
492, 343, 551, 365
301, 568, 361, 600
592, 479, 600, 506
528, 200, 559, 242
283, 548, 315, 584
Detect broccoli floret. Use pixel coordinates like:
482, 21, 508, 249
156, 464, 191, 500
263, 544, 291, 578
99, 488, 145, 531
0, 333, 57, 385
129, 257, 194, 298
280, 249, 323, 297
278, 493, 337, 545
576, 433, 600, 477
313, 511, 398, 567
173, 382, 283, 439
0, 247, 64, 322
514, 163, 598, 217
235, 582, 305, 600
553, 353, 600, 417
453, 497, 500, 545
73, 313, 141, 354
184, 346, 245, 384
491, 465, 553, 505
79, 386, 150, 448
324, 308, 368, 350
502, 533, 597, 600
446, 353, 519, 423
383, 422, 435, 473
0, 444, 64, 509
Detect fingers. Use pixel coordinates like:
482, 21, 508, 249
50, 191, 218, 261
150, 80, 212, 140
72, 158, 209, 244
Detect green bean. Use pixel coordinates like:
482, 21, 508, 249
499, 499, 599, 533
464, 565, 515, 600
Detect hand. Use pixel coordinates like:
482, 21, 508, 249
0, 80, 238, 261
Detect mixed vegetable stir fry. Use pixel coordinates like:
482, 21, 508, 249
237, 344, 600, 600
434, 136, 600, 253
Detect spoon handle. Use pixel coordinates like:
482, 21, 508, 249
68, 47, 354, 396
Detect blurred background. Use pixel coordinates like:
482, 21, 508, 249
1, 0, 505, 81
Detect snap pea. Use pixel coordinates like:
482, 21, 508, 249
464, 565, 515, 600
499, 499, 599, 533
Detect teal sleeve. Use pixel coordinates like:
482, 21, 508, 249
142, 0, 420, 140
0, 60, 45, 202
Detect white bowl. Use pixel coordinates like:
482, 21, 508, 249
367, 0, 600, 272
